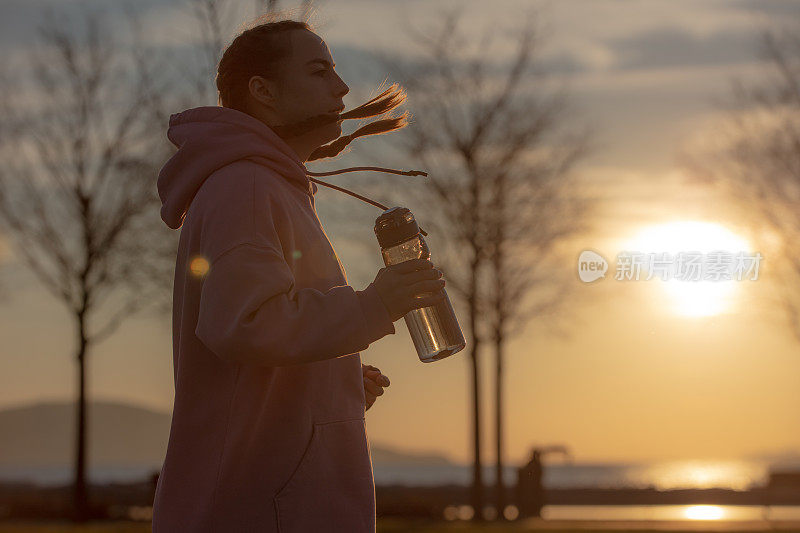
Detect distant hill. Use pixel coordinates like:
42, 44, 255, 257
0, 401, 172, 468
370, 443, 453, 467
0, 400, 456, 470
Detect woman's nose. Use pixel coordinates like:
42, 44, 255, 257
334, 72, 349, 98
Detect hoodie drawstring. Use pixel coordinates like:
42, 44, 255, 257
305, 165, 429, 236
305, 166, 427, 178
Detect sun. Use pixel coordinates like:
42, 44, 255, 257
622, 221, 753, 318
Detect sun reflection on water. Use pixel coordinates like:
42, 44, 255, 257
684, 505, 725, 520
624, 459, 766, 491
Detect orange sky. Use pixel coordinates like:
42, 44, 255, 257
1, 0, 799, 465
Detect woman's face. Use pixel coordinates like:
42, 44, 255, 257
250, 29, 349, 151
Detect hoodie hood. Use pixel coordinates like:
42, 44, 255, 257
157, 106, 317, 230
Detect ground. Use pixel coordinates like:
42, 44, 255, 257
0, 518, 800, 533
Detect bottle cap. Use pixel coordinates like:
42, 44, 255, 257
374, 206, 420, 248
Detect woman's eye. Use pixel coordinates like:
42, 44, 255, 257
314, 70, 327, 76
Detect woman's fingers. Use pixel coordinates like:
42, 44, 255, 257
364, 377, 384, 396
402, 268, 443, 284
364, 368, 390, 387
408, 279, 446, 295
365, 367, 389, 381
362, 363, 390, 387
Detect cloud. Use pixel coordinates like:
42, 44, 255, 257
606, 26, 760, 71
732, 0, 800, 19
0, 0, 181, 51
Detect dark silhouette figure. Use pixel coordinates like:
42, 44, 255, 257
516, 445, 571, 518
516, 450, 544, 517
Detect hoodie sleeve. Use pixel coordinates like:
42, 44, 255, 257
194, 242, 396, 367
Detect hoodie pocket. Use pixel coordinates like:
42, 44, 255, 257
274, 418, 375, 533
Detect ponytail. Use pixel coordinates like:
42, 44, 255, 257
270, 83, 411, 161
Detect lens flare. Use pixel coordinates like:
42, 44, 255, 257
189, 256, 210, 278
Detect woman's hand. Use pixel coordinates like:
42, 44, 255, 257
371, 258, 446, 321
362, 364, 390, 411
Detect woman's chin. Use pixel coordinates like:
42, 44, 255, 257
324, 122, 343, 143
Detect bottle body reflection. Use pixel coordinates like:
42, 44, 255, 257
381, 235, 465, 362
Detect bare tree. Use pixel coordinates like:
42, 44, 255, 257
486, 130, 590, 518
363, 6, 593, 520
258, 0, 280, 14
187, 0, 238, 104
0, 5, 176, 521
681, 25, 800, 342
256, 0, 315, 19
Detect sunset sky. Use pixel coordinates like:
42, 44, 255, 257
1, 0, 799, 466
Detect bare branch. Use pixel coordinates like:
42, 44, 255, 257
682, 24, 800, 341
0, 4, 177, 326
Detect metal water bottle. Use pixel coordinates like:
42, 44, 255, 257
374, 207, 466, 363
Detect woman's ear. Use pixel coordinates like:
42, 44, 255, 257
248, 75, 279, 110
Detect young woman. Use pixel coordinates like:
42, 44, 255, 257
153, 18, 446, 532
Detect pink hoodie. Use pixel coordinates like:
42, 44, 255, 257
152, 106, 396, 532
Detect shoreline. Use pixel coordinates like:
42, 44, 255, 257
1, 480, 798, 521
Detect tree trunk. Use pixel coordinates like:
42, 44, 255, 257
468, 293, 484, 521
494, 333, 505, 519
72, 311, 89, 522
